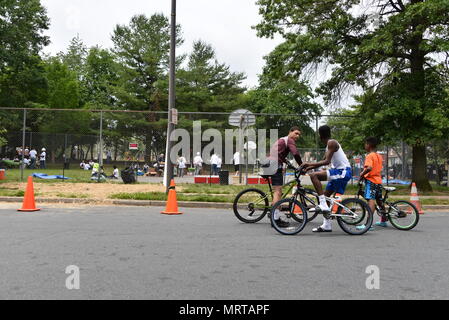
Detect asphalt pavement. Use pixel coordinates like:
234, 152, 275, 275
0, 205, 448, 300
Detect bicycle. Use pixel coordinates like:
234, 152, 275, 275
270, 169, 373, 236
233, 169, 320, 224
356, 181, 420, 231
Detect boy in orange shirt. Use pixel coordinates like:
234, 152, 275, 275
359, 137, 388, 227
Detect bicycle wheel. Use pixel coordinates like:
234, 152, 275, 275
336, 198, 373, 235
233, 188, 270, 223
270, 198, 308, 235
387, 200, 420, 231
302, 189, 319, 222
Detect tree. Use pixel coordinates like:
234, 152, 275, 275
111, 13, 183, 159
247, 73, 322, 148
178, 41, 246, 113
0, 0, 49, 150
0, 0, 49, 106
84, 47, 118, 109
38, 57, 92, 162
256, 0, 449, 191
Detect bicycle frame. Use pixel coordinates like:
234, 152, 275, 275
356, 182, 392, 217
295, 187, 361, 219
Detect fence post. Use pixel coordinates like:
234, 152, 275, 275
21, 109, 27, 182
99, 111, 103, 167
315, 115, 319, 162
386, 146, 389, 186
447, 139, 449, 187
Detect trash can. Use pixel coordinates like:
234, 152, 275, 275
0, 169, 5, 180
219, 170, 229, 185
121, 167, 136, 184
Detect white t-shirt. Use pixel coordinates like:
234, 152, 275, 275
217, 157, 222, 168
178, 157, 186, 169
210, 154, 219, 165
193, 156, 203, 166
29, 150, 37, 159
233, 152, 240, 166
40, 152, 46, 161
113, 168, 119, 178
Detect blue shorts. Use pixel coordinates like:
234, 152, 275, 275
326, 167, 352, 195
364, 180, 382, 200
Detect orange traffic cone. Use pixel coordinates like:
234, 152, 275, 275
292, 186, 302, 214
409, 182, 424, 215
18, 176, 40, 212
293, 203, 303, 214
161, 180, 183, 215
332, 194, 343, 213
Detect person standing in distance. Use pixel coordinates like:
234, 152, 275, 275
40, 148, 47, 169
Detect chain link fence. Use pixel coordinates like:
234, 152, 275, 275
1, 107, 448, 185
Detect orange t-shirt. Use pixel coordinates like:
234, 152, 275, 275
364, 152, 383, 185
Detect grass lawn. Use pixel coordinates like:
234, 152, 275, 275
110, 192, 233, 203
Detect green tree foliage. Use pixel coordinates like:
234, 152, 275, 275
177, 40, 247, 142
0, 0, 49, 144
178, 41, 246, 114
256, 0, 449, 190
110, 13, 183, 159
111, 13, 183, 111
247, 74, 322, 148
38, 57, 92, 162
84, 47, 118, 109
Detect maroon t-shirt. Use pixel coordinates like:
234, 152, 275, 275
269, 137, 303, 167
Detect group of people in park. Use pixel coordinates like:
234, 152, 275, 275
80, 160, 119, 180
13, 146, 47, 169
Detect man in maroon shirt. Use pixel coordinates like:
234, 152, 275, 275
267, 127, 303, 227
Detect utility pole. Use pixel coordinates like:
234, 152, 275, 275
164, 0, 176, 192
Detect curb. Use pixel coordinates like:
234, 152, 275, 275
0, 197, 234, 209
0, 197, 446, 211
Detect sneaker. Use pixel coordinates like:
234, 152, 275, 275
312, 226, 332, 233
273, 219, 290, 228
375, 221, 388, 228
318, 204, 331, 213
356, 224, 375, 231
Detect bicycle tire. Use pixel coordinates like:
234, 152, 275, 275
388, 200, 420, 231
336, 198, 373, 235
233, 188, 270, 223
270, 198, 308, 235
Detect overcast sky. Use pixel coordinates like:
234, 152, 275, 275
40, 0, 282, 88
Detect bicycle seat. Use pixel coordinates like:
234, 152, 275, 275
383, 186, 396, 192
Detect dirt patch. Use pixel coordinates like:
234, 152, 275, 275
0, 182, 167, 200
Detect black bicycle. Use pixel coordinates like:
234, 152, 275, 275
270, 169, 373, 236
233, 171, 320, 224
357, 182, 419, 231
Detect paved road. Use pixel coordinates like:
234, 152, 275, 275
0, 205, 448, 300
